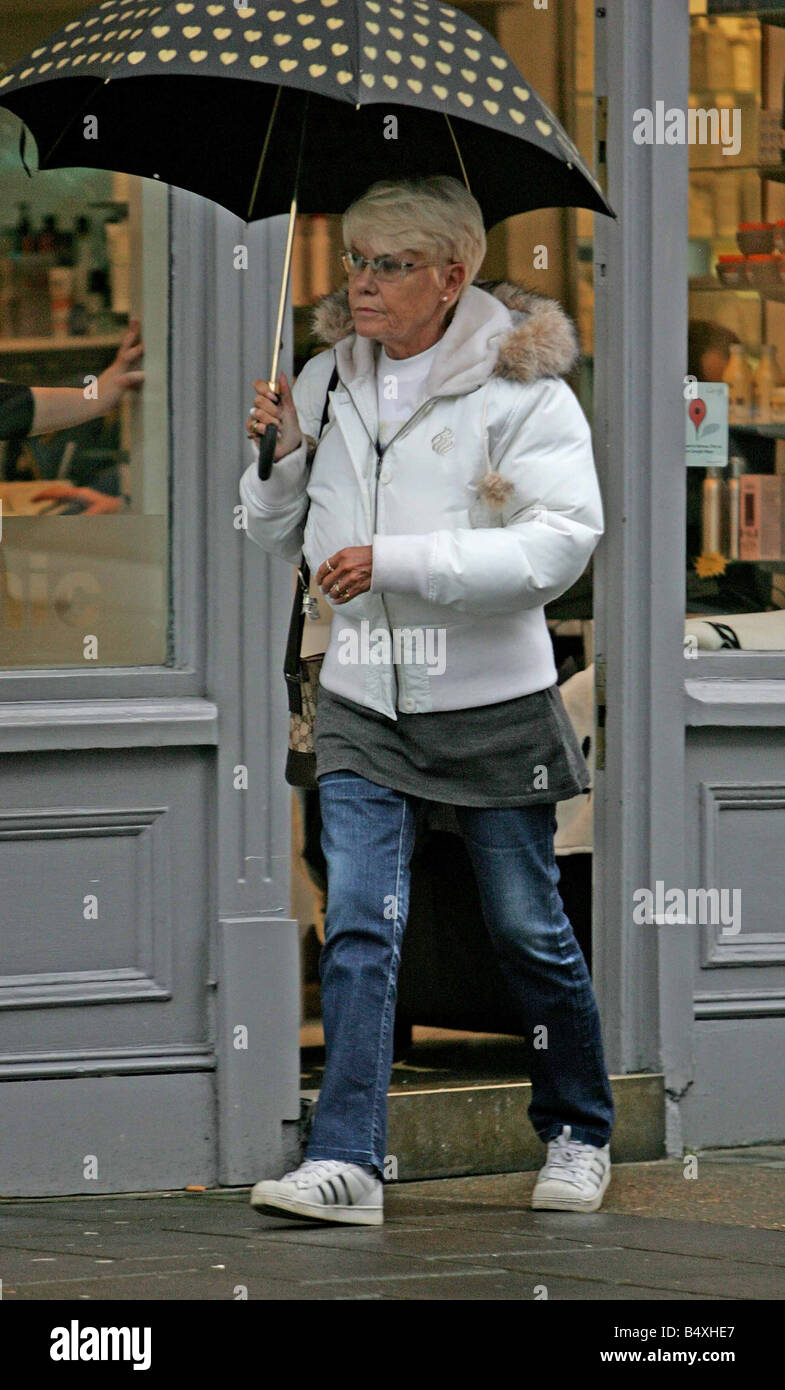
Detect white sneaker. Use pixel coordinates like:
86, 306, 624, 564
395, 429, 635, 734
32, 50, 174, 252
250, 1158, 383, 1225
531, 1124, 611, 1213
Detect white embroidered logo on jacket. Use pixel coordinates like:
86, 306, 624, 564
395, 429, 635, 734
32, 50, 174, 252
431, 427, 455, 455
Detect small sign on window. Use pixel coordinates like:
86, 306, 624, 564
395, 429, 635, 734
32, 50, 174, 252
686, 381, 729, 468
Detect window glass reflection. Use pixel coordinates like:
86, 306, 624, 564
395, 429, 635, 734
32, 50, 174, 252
687, 11, 785, 653
0, 99, 170, 671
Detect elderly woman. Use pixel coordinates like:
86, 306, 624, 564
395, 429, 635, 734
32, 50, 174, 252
240, 176, 614, 1227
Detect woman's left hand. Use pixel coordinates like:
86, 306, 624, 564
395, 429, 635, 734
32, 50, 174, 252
316, 546, 373, 604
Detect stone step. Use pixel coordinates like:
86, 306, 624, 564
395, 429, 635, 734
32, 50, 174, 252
301, 1072, 665, 1182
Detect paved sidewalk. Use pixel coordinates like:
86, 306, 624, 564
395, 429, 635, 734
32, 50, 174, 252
1, 1151, 784, 1301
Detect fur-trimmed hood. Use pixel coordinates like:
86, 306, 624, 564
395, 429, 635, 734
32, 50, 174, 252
310, 278, 581, 385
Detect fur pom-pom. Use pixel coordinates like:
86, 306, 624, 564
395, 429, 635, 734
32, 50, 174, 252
477, 471, 514, 510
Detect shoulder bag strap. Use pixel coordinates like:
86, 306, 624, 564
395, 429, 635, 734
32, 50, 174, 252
284, 361, 339, 711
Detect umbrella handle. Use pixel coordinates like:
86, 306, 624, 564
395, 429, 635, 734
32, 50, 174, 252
256, 422, 278, 481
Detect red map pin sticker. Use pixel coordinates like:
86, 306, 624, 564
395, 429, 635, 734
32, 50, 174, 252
689, 398, 707, 430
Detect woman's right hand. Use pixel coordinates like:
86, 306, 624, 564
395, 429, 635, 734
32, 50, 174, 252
247, 370, 303, 461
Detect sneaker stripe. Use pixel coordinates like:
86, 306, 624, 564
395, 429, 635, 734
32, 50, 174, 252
323, 1179, 340, 1204
337, 1173, 354, 1204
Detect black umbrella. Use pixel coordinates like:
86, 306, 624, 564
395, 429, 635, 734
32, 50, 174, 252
0, 0, 615, 475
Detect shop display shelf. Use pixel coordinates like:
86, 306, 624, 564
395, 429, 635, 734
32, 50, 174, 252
758, 163, 785, 181
689, 87, 760, 99
755, 282, 785, 300
690, 163, 782, 173
689, 276, 759, 290
708, 3, 785, 26
727, 420, 785, 436
692, 274, 785, 301
0, 333, 124, 353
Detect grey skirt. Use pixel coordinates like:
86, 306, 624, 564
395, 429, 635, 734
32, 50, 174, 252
313, 681, 591, 808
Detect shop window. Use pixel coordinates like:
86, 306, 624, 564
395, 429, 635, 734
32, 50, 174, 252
687, 5, 785, 652
0, 98, 170, 671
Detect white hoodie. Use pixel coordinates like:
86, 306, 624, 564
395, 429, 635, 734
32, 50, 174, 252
239, 281, 603, 720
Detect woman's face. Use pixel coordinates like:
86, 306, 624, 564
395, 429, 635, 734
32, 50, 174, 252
346, 236, 466, 357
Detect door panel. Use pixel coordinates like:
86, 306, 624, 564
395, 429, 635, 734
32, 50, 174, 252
0, 747, 216, 1194
683, 727, 785, 1144
0, 1074, 215, 1197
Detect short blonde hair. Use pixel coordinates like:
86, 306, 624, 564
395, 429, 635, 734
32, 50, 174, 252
342, 176, 487, 286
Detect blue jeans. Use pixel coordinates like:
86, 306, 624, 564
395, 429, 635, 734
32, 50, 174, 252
306, 771, 615, 1177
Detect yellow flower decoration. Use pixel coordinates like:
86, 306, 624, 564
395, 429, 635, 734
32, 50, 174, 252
693, 552, 728, 579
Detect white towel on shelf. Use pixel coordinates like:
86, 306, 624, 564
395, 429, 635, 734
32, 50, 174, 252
684, 607, 785, 651
554, 663, 595, 856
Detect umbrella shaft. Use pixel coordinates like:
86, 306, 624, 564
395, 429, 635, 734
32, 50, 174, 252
269, 194, 298, 390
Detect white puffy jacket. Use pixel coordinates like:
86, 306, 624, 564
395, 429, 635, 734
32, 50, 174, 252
239, 280, 603, 719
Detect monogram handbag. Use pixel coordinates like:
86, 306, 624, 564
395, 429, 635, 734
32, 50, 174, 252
283, 363, 338, 788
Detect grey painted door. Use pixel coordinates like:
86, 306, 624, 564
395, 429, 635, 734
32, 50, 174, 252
0, 188, 301, 1195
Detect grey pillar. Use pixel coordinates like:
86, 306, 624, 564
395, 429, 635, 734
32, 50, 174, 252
190, 192, 303, 1184
593, 0, 691, 1153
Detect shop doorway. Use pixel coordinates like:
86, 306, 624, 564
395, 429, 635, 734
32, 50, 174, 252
286, 0, 600, 1167
286, 0, 603, 1170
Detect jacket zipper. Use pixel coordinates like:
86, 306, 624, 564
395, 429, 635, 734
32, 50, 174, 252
333, 368, 437, 476
333, 370, 437, 710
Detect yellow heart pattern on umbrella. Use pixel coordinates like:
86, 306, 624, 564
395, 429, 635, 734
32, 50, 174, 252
0, 0, 607, 223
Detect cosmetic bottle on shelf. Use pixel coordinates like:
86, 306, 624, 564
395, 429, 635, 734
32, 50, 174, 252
726, 455, 745, 561
752, 345, 783, 423
723, 343, 753, 424
702, 467, 725, 558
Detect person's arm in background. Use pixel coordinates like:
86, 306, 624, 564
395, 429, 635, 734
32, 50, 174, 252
0, 320, 147, 513
27, 317, 144, 435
